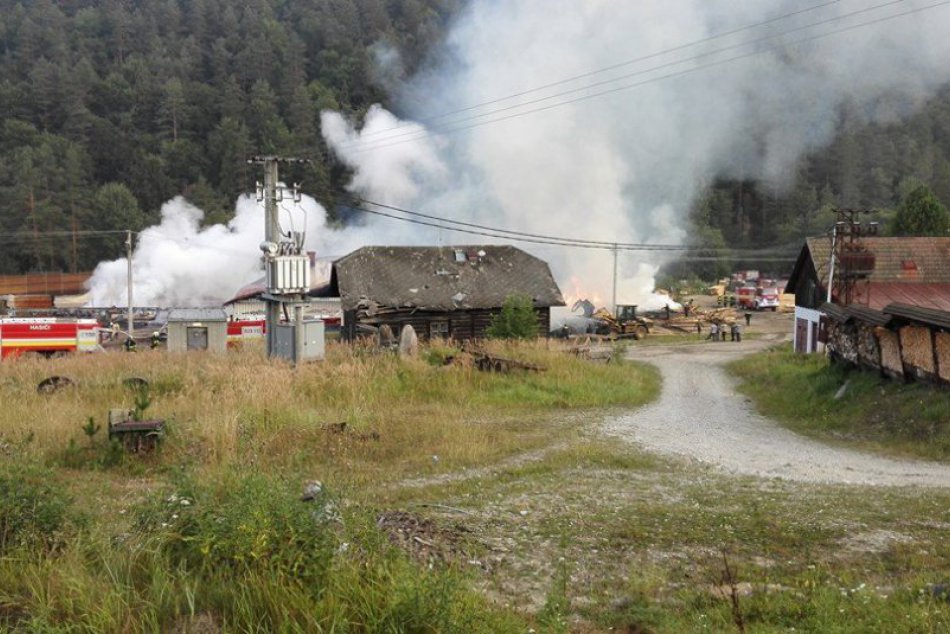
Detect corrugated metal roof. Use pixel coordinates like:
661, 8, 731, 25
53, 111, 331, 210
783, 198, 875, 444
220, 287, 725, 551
845, 305, 892, 327
820, 302, 849, 323
855, 283, 950, 311
331, 245, 566, 312
883, 303, 950, 330
167, 308, 227, 322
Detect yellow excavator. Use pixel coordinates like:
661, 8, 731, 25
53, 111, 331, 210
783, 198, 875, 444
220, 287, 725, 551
572, 300, 652, 339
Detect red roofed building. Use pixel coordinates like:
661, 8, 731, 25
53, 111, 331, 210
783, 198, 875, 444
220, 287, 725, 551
785, 237, 950, 352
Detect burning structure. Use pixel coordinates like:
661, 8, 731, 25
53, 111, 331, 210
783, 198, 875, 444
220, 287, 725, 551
326, 245, 564, 341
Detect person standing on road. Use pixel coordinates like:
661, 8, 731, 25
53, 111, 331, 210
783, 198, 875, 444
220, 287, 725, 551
707, 322, 718, 341
744, 311, 752, 326
734, 322, 742, 342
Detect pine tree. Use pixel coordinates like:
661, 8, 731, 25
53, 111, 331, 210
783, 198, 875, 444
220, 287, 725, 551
891, 185, 950, 236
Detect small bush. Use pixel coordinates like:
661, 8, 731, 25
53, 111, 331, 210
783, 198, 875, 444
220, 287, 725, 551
0, 463, 73, 553
486, 294, 539, 339
135, 472, 338, 583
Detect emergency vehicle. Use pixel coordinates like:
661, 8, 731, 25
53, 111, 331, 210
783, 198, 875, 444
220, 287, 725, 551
226, 316, 266, 347
0, 318, 100, 359
736, 286, 779, 311
224, 314, 341, 346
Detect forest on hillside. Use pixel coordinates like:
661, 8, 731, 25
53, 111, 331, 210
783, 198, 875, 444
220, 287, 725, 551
0, 0, 459, 274
0, 0, 949, 277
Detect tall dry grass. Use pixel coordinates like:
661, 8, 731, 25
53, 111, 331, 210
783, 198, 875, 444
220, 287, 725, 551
0, 340, 659, 487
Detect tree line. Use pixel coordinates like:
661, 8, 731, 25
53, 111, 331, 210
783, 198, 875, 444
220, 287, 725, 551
674, 92, 950, 281
0, 0, 458, 274
0, 0, 947, 280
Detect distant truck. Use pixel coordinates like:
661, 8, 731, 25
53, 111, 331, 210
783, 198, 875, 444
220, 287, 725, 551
0, 318, 100, 359
737, 286, 779, 311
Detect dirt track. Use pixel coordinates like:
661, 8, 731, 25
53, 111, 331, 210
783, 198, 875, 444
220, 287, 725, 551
608, 335, 950, 488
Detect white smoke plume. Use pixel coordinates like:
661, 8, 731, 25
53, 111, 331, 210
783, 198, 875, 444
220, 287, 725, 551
322, 0, 950, 311
86, 0, 950, 313
86, 195, 337, 307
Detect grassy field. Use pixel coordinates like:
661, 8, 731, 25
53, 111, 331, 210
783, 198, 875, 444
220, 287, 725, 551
729, 345, 950, 462
4, 342, 950, 632
0, 340, 659, 632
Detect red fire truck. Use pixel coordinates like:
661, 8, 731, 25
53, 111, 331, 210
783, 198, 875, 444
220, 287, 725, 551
736, 286, 779, 311
0, 318, 100, 359
226, 316, 266, 347
225, 314, 342, 347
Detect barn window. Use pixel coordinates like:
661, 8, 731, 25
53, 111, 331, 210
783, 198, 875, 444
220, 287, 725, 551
430, 321, 449, 339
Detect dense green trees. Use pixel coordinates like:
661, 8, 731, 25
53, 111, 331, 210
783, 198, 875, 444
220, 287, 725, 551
0, 0, 458, 273
891, 184, 950, 236
1, 0, 950, 278
675, 89, 950, 280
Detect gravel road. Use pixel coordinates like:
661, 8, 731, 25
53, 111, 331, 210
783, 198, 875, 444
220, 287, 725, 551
606, 337, 950, 488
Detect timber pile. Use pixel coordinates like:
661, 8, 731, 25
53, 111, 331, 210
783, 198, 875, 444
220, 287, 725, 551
898, 325, 936, 377
828, 322, 859, 364
936, 333, 950, 383
648, 307, 740, 335
875, 327, 903, 379
567, 341, 615, 363
0, 272, 91, 296
856, 324, 881, 369
473, 353, 544, 373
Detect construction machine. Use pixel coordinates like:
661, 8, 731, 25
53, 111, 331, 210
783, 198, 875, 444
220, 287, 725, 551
590, 304, 652, 339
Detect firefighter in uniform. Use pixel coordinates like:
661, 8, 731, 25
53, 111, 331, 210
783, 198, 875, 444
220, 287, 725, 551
150, 332, 161, 349
124, 336, 137, 352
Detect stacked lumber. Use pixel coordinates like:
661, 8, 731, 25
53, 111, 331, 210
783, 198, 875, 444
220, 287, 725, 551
10, 294, 54, 309
0, 272, 91, 295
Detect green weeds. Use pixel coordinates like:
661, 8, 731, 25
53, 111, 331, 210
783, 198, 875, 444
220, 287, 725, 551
730, 345, 950, 461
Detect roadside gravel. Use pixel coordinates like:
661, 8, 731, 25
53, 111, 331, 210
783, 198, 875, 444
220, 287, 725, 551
607, 337, 950, 487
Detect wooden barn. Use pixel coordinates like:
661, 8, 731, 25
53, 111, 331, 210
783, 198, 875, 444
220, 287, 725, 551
327, 245, 565, 342
785, 237, 950, 353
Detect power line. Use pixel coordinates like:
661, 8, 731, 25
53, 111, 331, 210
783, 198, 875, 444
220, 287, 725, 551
346, 0, 846, 144
356, 198, 675, 249
341, 0, 949, 154
0, 230, 131, 240
350, 200, 798, 259
341, 0, 891, 151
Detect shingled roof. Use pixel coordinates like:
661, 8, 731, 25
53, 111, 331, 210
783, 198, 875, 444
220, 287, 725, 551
802, 236, 950, 284
788, 237, 950, 310
329, 246, 565, 312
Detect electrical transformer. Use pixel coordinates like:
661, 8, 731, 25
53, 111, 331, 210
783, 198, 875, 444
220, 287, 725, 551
266, 255, 311, 294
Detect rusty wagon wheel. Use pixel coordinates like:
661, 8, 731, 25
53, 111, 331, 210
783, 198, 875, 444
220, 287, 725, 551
122, 377, 150, 392
37, 376, 76, 394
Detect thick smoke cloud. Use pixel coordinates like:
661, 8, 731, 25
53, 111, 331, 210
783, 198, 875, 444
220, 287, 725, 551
329, 0, 950, 309
87, 0, 950, 310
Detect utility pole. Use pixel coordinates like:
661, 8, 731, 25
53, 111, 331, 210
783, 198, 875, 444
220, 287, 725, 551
249, 155, 312, 362
125, 230, 134, 342
829, 208, 877, 306
826, 223, 836, 304
612, 244, 619, 316
262, 157, 280, 356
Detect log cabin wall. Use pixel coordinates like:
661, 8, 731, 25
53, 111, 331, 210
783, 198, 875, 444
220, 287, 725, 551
342, 307, 551, 342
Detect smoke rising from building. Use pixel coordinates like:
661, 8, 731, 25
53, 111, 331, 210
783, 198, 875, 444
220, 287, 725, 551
87, 1, 950, 310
